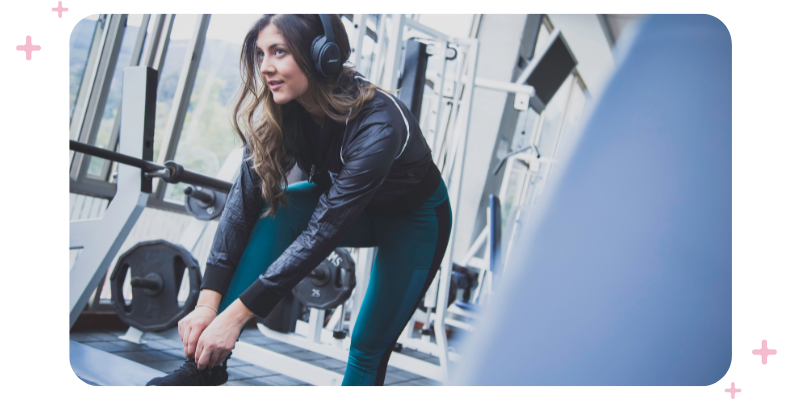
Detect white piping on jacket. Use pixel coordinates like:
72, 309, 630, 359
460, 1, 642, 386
341, 76, 410, 164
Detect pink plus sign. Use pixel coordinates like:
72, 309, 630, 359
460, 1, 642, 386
52, 2, 68, 18
752, 339, 777, 364
725, 382, 741, 399
16, 36, 41, 61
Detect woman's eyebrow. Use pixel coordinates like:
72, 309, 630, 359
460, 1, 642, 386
257, 43, 285, 52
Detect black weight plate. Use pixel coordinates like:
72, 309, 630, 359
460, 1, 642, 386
109, 240, 202, 332
185, 188, 226, 221
293, 248, 356, 309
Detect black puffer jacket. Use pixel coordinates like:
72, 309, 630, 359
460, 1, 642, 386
201, 75, 441, 317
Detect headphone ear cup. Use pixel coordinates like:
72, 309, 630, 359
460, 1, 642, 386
310, 35, 324, 67
319, 43, 341, 78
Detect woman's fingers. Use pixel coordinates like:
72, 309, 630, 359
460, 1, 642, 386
211, 350, 229, 369
208, 350, 220, 370
186, 325, 203, 358
195, 343, 211, 370
182, 326, 192, 357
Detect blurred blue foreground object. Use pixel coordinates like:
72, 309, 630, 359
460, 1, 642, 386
70, 340, 163, 386
455, 14, 731, 385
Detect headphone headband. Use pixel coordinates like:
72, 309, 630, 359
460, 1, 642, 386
319, 14, 335, 45
311, 14, 342, 78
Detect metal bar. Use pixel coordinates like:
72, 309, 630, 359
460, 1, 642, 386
474, 77, 535, 96
431, 41, 448, 160
70, 140, 234, 193
70, 177, 117, 199
308, 308, 324, 344
458, 226, 488, 267
542, 14, 554, 32
71, 140, 163, 172
70, 14, 127, 181
143, 15, 172, 69
154, 14, 211, 200
551, 74, 578, 160
469, 14, 482, 38
432, 42, 465, 164
162, 163, 233, 193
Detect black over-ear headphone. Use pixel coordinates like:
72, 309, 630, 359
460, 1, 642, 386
310, 14, 342, 79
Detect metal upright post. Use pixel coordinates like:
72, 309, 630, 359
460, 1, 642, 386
351, 14, 368, 72
69, 66, 158, 328
431, 37, 479, 384
383, 14, 405, 90
369, 14, 387, 84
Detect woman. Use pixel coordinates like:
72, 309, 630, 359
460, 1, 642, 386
147, 14, 451, 386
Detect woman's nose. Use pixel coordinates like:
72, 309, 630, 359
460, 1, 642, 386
260, 58, 275, 75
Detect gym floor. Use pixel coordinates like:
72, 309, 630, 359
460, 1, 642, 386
69, 327, 443, 386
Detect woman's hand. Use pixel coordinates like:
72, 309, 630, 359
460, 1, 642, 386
178, 306, 217, 359
195, 299, 256, 370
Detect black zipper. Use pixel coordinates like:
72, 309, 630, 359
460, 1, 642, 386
308, 164, 316, 183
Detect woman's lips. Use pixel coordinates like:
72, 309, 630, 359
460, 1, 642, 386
269, 81, 283, 90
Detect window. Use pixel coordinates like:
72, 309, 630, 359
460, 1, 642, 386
86, 15, 154, 177
69, 15, 103, 123
164, 15, 260, 203
152, 14, 201, 164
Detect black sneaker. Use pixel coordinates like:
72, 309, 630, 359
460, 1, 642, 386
146, 359, 228, 386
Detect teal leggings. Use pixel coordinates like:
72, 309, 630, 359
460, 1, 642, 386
217, 179, 452, 386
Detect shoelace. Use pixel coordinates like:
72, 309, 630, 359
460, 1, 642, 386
175, 360, 207, 384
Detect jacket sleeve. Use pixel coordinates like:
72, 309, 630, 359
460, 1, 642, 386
200, 146, 265, 295
239, 119, 401, 317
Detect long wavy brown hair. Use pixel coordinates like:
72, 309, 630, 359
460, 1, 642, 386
232, 14, 390, 217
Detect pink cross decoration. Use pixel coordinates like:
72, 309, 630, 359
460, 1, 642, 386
752, 339, 777, 364
725, 382, 741, 399
52, 2, 68, 18
16, 36, 41, 61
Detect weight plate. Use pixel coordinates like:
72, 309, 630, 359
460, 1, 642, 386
109, 240, 202, 332
293, 248, 356, 309
185, 187, 227, 221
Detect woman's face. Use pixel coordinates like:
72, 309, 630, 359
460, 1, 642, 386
256, 23, 308, 105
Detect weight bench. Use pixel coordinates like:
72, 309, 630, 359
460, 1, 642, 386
70, 340, 162, 386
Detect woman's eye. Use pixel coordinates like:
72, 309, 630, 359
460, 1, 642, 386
275, 48, 285, 56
